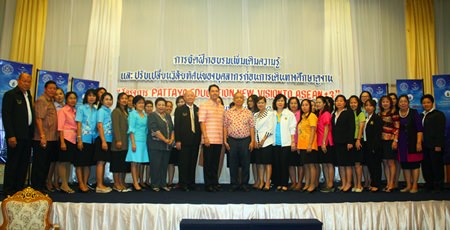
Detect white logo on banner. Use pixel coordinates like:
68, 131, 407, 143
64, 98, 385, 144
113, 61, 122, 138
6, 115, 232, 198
9, 80, 17, 88
376, 87, 384, 95
2, 64, 14, 75
445, 90, 450, 98
436, 78, 446, 89
400, 83, 409, 92
76, 82, 86, 91
411, 82, 420, 91
408, 94, 414, 101
365, 87, 374, 94
56, 75, 66, 85
42, 74, 53, 82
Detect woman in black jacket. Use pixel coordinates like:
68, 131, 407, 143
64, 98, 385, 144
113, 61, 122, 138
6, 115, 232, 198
362, 99, 383, 192
332, 95, 355, 192
421, 94, 446, 191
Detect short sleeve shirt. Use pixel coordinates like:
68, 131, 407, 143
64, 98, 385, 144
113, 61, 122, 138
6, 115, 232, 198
97, 106, 113, 142
297, 113, 318, 150
224, 107, 254, 139
75, 104, 98, 144
198, 99, 224, 144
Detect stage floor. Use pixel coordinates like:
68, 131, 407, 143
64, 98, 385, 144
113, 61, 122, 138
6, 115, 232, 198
6, 184, 448, 204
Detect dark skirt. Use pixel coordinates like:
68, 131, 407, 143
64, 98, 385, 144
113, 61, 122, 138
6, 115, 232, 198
93, 137, 111, 162
318, 145, 334, 164
401, 161, 421, 170
74, 143, 95, 167
352, 139, 364, 164
334, 143, 353, 167
300, 149, 319, 164
254, 145, 273, 164
58, 139, 75, 163
49, 141, 59, 162
110, 150, 131, 173
382, 140, 397, 160
168, 148, 179, 165
288, 150, 302, 166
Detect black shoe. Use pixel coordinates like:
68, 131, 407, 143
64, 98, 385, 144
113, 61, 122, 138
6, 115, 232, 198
241, 186, 250, 192
188, 185, 197, 191
229, 186, 240, 192
181, 186, 190, 192
205, 186, 215, 192
214, 185, 223, 192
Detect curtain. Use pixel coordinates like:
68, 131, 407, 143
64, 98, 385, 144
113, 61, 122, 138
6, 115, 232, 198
350, 0, 407, 87
50, 201, 450, 230
83, 0, 122, 94
435, 0, 450, 75
42, 0, 92, 77
0, 0, 16, 60
10, 0, 47, 94
405, 0, 438, 94
323, 0, 359, 95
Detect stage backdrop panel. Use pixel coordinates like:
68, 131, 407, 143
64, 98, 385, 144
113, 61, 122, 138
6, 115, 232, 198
396, 79, 424, 112
71, 78, 99, 106
0, 59, 33, 163
433, 75, 450, 163
35, 69, 69, 98
361, 83, 389, 102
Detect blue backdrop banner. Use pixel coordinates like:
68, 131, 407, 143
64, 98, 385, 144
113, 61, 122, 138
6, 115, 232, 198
396, 79, 424, 113
71, 78, 100, 105
0, 59, 33, 163
35, 69, 69, 98
432, 75, 450, 164
361, 83, 388, 103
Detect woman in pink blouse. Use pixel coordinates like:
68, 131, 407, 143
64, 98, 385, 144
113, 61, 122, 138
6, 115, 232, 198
57, 92, 78, 193
316, 96, 335, 192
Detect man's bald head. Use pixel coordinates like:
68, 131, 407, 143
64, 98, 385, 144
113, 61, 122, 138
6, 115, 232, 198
18, 73, 32, 92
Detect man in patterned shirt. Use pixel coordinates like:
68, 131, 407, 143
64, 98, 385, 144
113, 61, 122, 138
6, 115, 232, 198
224, 92, 255, 192
199, 84, 225, 192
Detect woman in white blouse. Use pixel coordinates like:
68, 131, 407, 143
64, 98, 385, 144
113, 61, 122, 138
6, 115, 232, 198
253, 96, 275, 191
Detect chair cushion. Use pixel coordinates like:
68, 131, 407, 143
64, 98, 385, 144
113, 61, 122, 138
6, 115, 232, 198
5, 200, 49, 230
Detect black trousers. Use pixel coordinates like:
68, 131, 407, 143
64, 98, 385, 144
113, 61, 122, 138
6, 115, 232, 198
202, 144, 222, 187
421, 147, 444, 189
3, 139, 32, 195
31, 141, 58, 191
228, 137, 251, 186
178, 144, 200, 187
272, 146, 290, 187
363, 146, 382, 188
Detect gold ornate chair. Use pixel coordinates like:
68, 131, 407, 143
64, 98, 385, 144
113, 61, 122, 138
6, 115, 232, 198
1, 187, 59, 230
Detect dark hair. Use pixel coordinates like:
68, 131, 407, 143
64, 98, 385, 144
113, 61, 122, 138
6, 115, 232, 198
299, 99, 312, 124
378, 95, 393, 112
145, 100, 154, 106
247, 95, 259, 113
116, 92, 129, 113
257, 96, 266, 104
128, 94, 134, 99
175, 96, 184, 106
287, 97, 301, 112
208, 84, 220, 92
218, 96, 224, 105
166, 100, 173, 106
154, 97, 166, 107
359, 91, 373, 101
388, 93, 398, 108
273, 94, 287, 110
64, 91, 77, 102
421, 94, 434, 104
364, 99, 377, 108
133, 95, 145, 105
315, 96, 331, 116
44, 80, 57, 88
82, 89, 98, 104
229, 102, 235, 108
325, 96, 334, 113
98, 92, 113, 109
398, 94, 410, 104
348, 95, 362, 116
96, 87, 107, 96
334, 95, 347, 111
56, 87, 65, 94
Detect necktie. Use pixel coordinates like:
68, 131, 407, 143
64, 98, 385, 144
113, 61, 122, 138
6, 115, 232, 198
190, 107, 195, 133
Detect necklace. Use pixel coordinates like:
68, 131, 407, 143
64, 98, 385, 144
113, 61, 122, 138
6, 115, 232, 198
399, 108, 409, 118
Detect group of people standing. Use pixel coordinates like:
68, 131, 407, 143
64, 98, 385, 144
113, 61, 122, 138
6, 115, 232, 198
1, 74, 446, 196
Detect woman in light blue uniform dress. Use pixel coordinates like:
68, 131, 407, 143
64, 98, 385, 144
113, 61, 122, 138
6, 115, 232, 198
125, 95, 149, 191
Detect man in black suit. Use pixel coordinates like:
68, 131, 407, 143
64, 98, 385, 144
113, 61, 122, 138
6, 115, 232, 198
2, 73, 34, 195
174, 90, 201, 191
